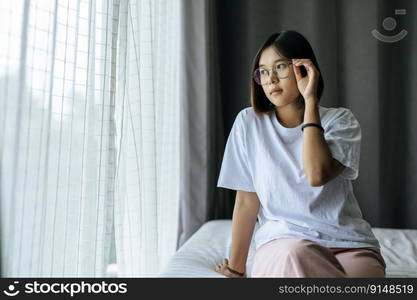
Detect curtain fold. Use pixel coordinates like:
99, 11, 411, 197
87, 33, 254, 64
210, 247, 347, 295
177, 0, 228, 248
113, 0, 181, 277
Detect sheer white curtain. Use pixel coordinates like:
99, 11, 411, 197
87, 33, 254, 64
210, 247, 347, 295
0, 0, 181, 277
113, 0, 180, 277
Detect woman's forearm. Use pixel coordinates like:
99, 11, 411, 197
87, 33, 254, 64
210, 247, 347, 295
302, 99, 333, 186
228, 194, 260, 273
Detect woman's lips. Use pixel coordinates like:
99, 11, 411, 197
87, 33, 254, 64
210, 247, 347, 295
271, 89, 283, 95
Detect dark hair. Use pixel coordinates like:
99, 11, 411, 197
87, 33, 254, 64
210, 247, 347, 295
250, 30, 324, 117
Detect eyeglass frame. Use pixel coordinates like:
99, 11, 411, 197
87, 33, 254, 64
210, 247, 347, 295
253, 59, 293, 85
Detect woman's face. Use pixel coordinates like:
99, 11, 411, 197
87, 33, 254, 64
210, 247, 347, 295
258, 46, 301, 107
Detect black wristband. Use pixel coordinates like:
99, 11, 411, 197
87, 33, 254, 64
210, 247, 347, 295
301, 123, 324, 133
226, 266, 245, 277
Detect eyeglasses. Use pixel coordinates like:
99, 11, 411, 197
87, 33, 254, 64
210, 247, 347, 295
253, 60, 293, 85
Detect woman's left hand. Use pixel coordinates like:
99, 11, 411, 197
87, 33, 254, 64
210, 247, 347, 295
292, 58, 320, 103
214, 258, 246, 278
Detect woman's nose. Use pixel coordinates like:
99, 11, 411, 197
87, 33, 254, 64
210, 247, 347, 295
268, 70, 279, 84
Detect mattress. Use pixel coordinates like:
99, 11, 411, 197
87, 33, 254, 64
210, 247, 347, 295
158, 219, 417, 278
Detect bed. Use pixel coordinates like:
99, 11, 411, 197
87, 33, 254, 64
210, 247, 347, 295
158, 219, 417, 278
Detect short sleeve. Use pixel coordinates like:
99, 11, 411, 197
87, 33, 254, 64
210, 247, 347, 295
217, 110, 256, 192
324, 108, 361, 180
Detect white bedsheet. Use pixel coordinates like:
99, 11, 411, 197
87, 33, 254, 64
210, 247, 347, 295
158, 220, 417, 277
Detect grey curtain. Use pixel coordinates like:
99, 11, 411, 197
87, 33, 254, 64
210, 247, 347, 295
177, 0, 227, 247
179, 0, 417, 248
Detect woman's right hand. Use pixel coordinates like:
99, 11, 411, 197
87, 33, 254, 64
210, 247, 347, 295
214, 258, 246, 278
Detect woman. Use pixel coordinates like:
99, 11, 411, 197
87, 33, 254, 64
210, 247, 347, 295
214, 30, 386, 278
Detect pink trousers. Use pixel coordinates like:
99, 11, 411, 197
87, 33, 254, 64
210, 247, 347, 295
251, 238, 386, 278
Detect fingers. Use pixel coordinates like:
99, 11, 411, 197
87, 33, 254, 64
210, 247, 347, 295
215, 264, 227, 277
292, 62, 303, 82
215, 259, 244, 278
215, 265, 221, 274
215, 258, 229, 273
292, 58, 314, 68
215, 261, 224, 271
292, 58, 319, 76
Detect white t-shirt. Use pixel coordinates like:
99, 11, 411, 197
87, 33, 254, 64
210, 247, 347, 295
217, 105, 380, 250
